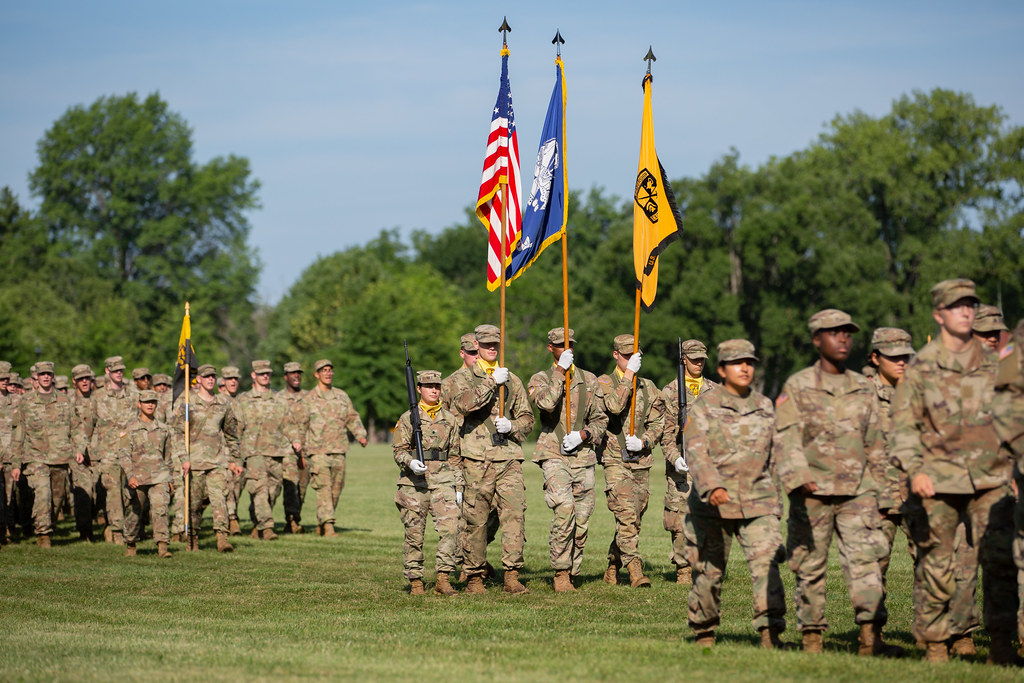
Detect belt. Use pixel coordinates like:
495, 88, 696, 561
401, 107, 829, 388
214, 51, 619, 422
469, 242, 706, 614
421, 449, 447, 461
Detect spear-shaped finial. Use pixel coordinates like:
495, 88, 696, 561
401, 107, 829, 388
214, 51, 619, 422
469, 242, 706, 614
552, 29, 564, 57
644, 46, 656, 75
499, 17, 511, 46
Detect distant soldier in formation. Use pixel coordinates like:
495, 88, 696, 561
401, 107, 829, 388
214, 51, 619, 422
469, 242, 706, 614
0, 361, 16, 543
280, 361, 309, 534
69, 364, 97, 542
120, 390, 175, 558
131, 367, 152, 393
974, 304, 1009, 353
152, 373, 173, 422
86, 356, 135, 545
219, 365, 243, 535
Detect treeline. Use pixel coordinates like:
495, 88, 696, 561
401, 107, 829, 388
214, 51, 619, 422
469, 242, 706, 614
2, 89, 1023, 435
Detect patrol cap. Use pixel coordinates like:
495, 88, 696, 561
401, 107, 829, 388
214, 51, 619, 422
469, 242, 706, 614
8, 374, 22, 388
475, 324, 501, 344
105, 356, 126, 371
931, 278, 979, 309
36, 361, 55, 375
717, 339, 759, 364
138, 390, 159, 403
72, 364, 95, 381
283, 361, 303, 373
55, 375, 69, 390
808, 308, 860, 335
131, 367, 151, 380
0, 360, 10, 380
973, 304, 1008, 333
197, 364, 217, 378
871, 328, 915, 356
152, 373, 171, 387
460, 333, 479, 352
314, 359, 333, 372
221, 366, 241, 380
547, 327, 576, 345
681, 339, 708, 360
30, 362, 39, 375
417, 370, 442, 385
995, 320, 1024, 387
94, 376, 106, 388
612, 334, 635, 354
251, 360, 272, 374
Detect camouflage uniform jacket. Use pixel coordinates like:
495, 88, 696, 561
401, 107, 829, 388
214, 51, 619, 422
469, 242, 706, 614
891, 338, 1009, 494
172, 393, 238, 470
0, 392, 14, 465
87, 385, 137, 462
224, 388, 294, 460
871, 374, 906, 511
118, 417, 173, 485
686, 388, 780, 519
441, 368, 471, 431
597, 370, 666, 469
661, 376, 718, 464
156, 391, 172, 424
528, 365, 607, 467
300, 386, 366, 455
279, 389, 307, 439
774, 361, 886, 496
447, 364, 534, 462
993, 324, 1024, 463
11, 390, 87, 468
393, 405, 463, 490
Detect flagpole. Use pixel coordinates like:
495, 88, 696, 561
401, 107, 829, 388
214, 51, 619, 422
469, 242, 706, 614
629, 288, 641, 437
183, 301, 191, 542
499, 181, 508, 417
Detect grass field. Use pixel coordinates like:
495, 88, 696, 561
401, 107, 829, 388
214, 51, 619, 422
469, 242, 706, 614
0, 444, 1016, 681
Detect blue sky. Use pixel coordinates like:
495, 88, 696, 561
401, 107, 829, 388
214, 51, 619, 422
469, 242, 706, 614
2, 1, 1022, 302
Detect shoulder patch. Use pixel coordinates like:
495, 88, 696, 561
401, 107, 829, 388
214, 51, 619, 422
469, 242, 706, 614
999, 342, 1014, 361
119, 430, 127, 438
775, 392, 788, 408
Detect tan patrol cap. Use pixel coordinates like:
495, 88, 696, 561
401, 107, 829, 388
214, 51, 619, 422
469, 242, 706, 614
8, 374, 22, 388
283, 361, 303, 373
131, 367, 151, 380
931, 278, 979, 309
475, 324, 501, 343
105, 356, 126, 371
251, 360, 272, 374
0, 360, 10, 379
808, 309, 860, 334
221, 366, 241, 379
94, 376, 106, 388
973, 304, 1008, 333
55, 375, 69, 390
717, 339, 758, 363
197, 364, 217, 377
417, 370, 442, 385
995, 320, 1024, 387
681, 339, 708, 360
547, 327, 576, 345
152, 373, 171, 387
871, 328, 915, 356
36, 361, 55, 375
71, 364, 94, 381
138, 389, 159, 403
612, 334, 635, 354
460, 333, 478, 352
314, 359, 333, 372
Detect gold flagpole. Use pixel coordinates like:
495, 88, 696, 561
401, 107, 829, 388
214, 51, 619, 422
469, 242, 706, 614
562, 233, 571, 430
499, 182, 508, 417
629, 288, 641, 436
183, 301, 191, 541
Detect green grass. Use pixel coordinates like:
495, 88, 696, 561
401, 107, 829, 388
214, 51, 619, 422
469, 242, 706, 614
0, 444, 1015, 681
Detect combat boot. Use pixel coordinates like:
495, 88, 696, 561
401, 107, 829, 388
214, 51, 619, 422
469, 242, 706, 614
216, 532, 234, 553
802, 631, 823, 654
228, 518, 241, 536
97, 510, 107, 527
484, 562, 498, 579
36, 534, 52, 549
250, 527, 260, 539
676, 566, 692, 585
124, 543, 137, 557
186, 533, 199, 551
695, 631, 715, 648
465, 575, 487, 595
627, 558, 651, 588
553, 570, 575, 593
112, 531, 125, 546
986, 631, 1024, 666
323, 522, 337, 537
434, 572, 458, 596
873, 625, 905, 657
157, 541, 173, 558
924, 641, 948, 662
103, 526, 113, 543
502, 569, 529, 594
289, 519, 304, 534
760, 627, 782, 650
261, 528, 279, 541
949, 634, 976, 656
409, 579, 425, 596
316, 523, 324, 536
603, 560, 620, 585
857, 623, 877, 656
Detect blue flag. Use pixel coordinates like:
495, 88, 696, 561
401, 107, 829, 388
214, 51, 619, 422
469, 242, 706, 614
506, 57, 566, 284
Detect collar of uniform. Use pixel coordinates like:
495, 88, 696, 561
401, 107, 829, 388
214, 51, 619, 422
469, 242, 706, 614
717, 389, 757, 414
312, 385, 336, 398
812, 360, 859, 396
871, 374, 893, 402
933, 336, 987, 374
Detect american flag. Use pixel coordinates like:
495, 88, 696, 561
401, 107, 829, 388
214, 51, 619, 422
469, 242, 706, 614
476, 50, 522, 291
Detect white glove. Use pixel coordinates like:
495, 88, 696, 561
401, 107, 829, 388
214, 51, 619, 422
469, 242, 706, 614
456, 491, 463, 506
674, 456, 689, 474
557, 349, 574, 370
561, 431, 584, 452
409, 459, 428, 475
492, 367, 509, 385
495, 417, 512, 434
625, 435, 643, 452
626, 353, 642, 374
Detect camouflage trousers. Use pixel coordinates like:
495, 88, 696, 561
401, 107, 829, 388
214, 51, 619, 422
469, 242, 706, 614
282, 454, 310, 524
123, 482, 170, 544
226, 466, 243, 521
69, 460, 95, 535
787, 492, 888, 631
604, 462, 649, 567
540, 459, 595, 573
189, 467, 231, 534
663, 469, 691, 569
50, 465, 71, 521
171, 463, 187, 535
1015, 476, 1024, 644
395, 483, 460, 580
462, 458, 526, 574
686, 513, 786, 633
97, 460, 125, 533
244, 456, 283, 531
455, 503, 498, 566
309, 453, 346, 525
903, 486, 1016, 643
1, 464, 15, 535
22, 463, 72, 535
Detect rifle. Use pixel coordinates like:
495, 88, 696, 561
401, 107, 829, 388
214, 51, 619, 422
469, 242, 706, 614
676, 338, 689, 472
404, 341, 425, 464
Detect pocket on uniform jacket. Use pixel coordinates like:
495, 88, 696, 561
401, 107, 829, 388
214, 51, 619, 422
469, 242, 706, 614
394, 488, 420, 512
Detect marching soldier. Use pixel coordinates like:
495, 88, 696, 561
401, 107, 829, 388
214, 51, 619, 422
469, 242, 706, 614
1, 361, 16, 543
219, 365, 243, 534
131, 367, 152, 393
119, 390, 175, 558
280, 361, 309, 533
70, 364, 97, 542
86, 356, 136, 545
973, 304, 1009, 353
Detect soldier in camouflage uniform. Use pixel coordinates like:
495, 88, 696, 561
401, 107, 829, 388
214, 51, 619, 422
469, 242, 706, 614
280, 361, 309, 534
775, 309, 893, 656
598, 334, 665, 588
685, 340, 786, 649
119, 390, 175, 558
394, 370, 463, 596
69, 364, 97, 542
131, 367, 152, 392
87, 356, 136, 545
172, 364, 241, 552
891, 279, 1018, 664
974, 304, 1009, 353
0, 361, 16, 543
219, 366, 243, 534
661, 339, 718, 585
10, 361, 88, 547
449, 324, 535, 595
297, 359, 366, 537
528, 328, 608, 592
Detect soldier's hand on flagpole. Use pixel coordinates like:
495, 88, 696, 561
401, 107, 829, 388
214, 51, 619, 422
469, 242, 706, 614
292, 441, 302, 454
561, 431, 583, 453
626, 353, 642, 374
182, 462, 191, 475
625, 434, 643, 452
456, 490, 463, 506
409, 459, 428, 475
492, 367, 509, 385
10, 468, 19, 482
674, 456, 689, 474
557, 350, 574, 371
495, 417, 512, 434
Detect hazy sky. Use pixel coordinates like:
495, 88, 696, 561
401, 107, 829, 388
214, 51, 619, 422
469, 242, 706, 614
3, 1, 1022, 302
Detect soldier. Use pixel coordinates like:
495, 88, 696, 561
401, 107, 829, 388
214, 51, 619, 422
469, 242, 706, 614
152, 373, 173, 422
70, 364, 97, 542
661, 339, 719, 585
86, 356, 136, 545
9, 361, 87, 547
775, 309, 893, 656
51, 374, 73, 521
173, 364, 240, 553
597, 334, 665, 588
120, 390, 174, 558
974, 304, 1009, 353
0, 361, 12, 543
153, 374, 172, 392
449, 323, 535, 595
131, 367, 152, 392
219, 365, 243, 534
891, 279, 1018, 664
297, 359, 366, 536
393, 370, 463, 596
686, 340, 785, 649
220, 367, 241, 398
280, 361, 309, 534
528, 327, 607, 592
54, 375, 69, 392
94, 376, 106, 390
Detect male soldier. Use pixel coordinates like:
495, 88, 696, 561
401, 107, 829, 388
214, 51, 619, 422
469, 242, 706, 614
219, 365, 243, 534
598, 334, 665, 588
974, 304, 1009, 353
450, 323, 535, 595
661, 339, 718, 585
86, 356, 136, 544
94, 376, 106, 390
131, 368, 152, 392
528, 327, 607, 592
220, 367, 241, 398
152, 374, 173, 423
70, 364, 97, 541
298, 359, 366, 536
51, 375, 73, 522
173, 364, 240, 552
120, 390, 174, 558
224, 360, 292, 540
775, 309, 893, 656
394, 370, 463, 596
686, 340, 785, 649
280, 361, 308, 533
9, 361, 87, 547
0, 361, 12, 543
54, 376, 69, 393
891, 279, 1018, 664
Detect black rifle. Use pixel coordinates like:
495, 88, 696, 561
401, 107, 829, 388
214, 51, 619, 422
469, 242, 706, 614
677, 337, 688, 471
404, 341, 425, 464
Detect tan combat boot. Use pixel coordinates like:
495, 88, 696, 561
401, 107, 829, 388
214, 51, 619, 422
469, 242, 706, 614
228, 518, 241, 535
458, 569, 468, 583
602, 560, 620, 585
316, 523, 324, 536
434, 572, 458, 596
216, 532, 234, 553
465, 575, 487, 595
503, 569, 529, 594
802, 631, 823, 654
124, 543, 137, 557
627, 558, 651, 588
760, 628, 782, 649
924, 641, 948, 663
186, 533, 199, 551
677, 566, 692, 585
695, 631, 715, 648
323, 522, 337, 537
949, 634, 976, 656
157, 541, 173, 558
553, 570, 575, 593
112, 531, 125, 546
103, 526, 113, 543
250, 527, 260, 539
857, 623, 877, 656
409, 579, 425, 596
36, 534, 52, 548
289, 520, 304, 534
262, 527, 279, 541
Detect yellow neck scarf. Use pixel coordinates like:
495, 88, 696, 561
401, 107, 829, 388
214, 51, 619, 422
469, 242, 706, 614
419, 400, 440, 420
477, 358, 499, 376
614, 367, 626, 380
685, 376, 703, 398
